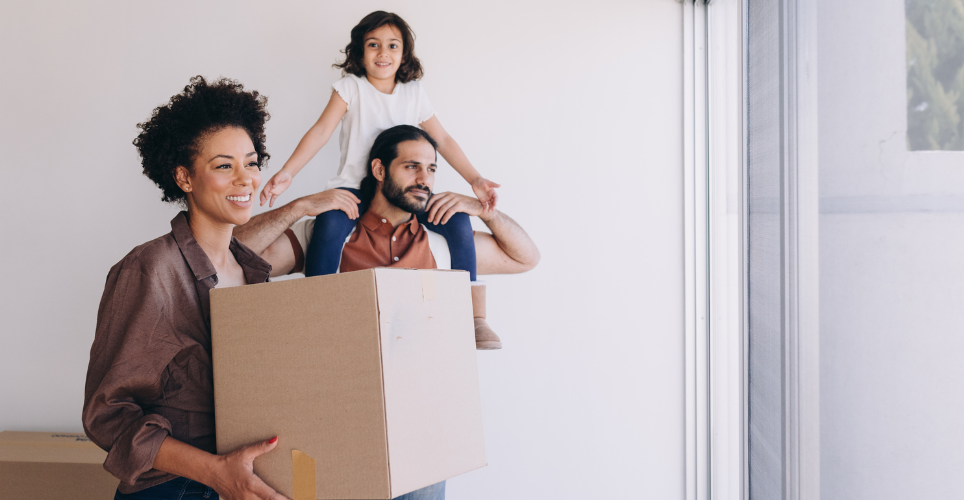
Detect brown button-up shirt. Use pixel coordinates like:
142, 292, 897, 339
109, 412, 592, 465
339, 209, 437, 273
83, 212, 271, 493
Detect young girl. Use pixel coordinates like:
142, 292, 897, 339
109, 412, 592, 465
260, 11, 503, 349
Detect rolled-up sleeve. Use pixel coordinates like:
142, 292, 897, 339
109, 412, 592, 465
83, 266, 182, 485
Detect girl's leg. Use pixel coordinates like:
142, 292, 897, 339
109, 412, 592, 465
417, 210, 501, 349
416, 211, 477, 281
304, 188, 364, 277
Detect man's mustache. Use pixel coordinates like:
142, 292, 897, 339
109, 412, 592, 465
406, 185, 432, 196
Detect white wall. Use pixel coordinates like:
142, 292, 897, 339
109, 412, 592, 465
0, 1, 685, 498
817, 1, 964, 498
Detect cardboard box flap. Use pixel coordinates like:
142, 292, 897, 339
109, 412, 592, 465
0, 432, 107, 464
373, 269, 487, 497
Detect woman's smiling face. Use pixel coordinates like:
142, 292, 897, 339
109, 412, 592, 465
176, 126, 262, 227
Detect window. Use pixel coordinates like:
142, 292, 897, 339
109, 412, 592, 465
906, 0, 964, 150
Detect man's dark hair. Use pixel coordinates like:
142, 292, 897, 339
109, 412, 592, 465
333, 11, 423, 83
359, 125, 438, 206
133, 75, 270, 204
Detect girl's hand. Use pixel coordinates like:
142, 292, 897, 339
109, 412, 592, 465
426, 191, 485, 225
260, 171, 294, 208
211, 437, 289, 500
470, 177, 501, 212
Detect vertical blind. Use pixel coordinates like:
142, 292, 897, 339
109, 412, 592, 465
746, 0, 786, 498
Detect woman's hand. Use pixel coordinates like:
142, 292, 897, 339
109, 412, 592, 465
470, 177, 501, 212
426, 191, 485, 225
260, 171, 294, 208
296, 189, 361, 219
211, 437, 289, 500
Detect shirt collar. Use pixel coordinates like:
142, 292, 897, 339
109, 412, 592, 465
230, 238, 272, 284
170, 211, 272, 284
171, 211, 217, 281
403, 216, 419, 234
359, 209, 420, 235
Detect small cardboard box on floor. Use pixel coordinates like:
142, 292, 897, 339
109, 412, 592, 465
0, 431, 118, 499
211, 268, 487, 500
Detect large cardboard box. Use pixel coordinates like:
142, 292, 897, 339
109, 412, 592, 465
0, 431, 118, 499
211, 268, 487, 500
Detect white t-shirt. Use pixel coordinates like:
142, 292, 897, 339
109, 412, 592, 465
288, 218, 451, 272
326, 74, 436, 190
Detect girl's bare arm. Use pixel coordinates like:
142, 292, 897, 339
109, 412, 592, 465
281, 90, 348, 177
420, 115, 481, 183
261, 91, 348, 206
420, 116, 501, 211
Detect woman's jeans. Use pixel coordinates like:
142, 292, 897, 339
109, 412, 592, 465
114, 478, 216, 500
114, 477, 444, 500
304, 187, 478, 281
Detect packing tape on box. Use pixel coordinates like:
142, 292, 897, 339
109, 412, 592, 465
292, 450, 316, 500
421, 271, 436, 301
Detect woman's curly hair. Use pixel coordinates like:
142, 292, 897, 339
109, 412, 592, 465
133, 75, 270, 204
333, 11, 423, 83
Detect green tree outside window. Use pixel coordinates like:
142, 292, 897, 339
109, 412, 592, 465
907, 0, 964, 150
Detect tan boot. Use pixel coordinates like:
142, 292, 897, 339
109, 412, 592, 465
471, 282, 502, 350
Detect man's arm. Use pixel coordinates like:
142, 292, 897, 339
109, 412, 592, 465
425, 192, 540, 275
234, 189, 360, 275
234, 200, 304, 255
475, 210, 540, 275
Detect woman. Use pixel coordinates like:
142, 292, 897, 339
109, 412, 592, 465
82, 76, 288, 500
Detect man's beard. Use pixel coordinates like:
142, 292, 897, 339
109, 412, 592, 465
382, 171, 432, 214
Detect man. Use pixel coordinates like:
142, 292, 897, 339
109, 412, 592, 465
234, 125, 539, 350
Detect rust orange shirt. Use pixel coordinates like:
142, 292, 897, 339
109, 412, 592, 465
340, 209, 437, 272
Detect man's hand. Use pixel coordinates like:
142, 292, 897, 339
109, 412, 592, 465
425, 191, 484, 225
211, 437, 289, 500
470, 177, 500, 212
260, 171, 293, 208
297, 189, 361, 219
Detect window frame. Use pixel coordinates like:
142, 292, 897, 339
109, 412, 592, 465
684, 1, 820, 498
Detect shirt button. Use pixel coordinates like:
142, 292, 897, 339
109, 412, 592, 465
392, 236, 396, 241
394, 257, 399, 262
382, 219, 387, 223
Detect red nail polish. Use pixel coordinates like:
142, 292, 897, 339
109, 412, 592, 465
269, 436, 278, 444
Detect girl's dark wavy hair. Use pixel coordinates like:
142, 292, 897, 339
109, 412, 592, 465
133, 75, 270, 204
359, 125, 438, 206
333, 11, 423, 83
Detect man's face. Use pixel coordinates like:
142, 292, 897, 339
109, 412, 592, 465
380, 139, 437, 213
